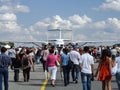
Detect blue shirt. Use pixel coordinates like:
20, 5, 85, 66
61, 53, 70, 66
0, 53, 12, 68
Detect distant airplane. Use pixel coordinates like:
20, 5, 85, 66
48, 29, 72, 47
0, 29, 72, 47
0, 29, 118, 47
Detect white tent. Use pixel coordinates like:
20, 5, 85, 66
4, 44, 11, 48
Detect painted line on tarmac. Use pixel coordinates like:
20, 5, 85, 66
40, 73, 50, 90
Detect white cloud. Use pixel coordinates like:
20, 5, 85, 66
0, 13, 17, 21
96, 0, 120, 11
90, 21, 106, 29
15, 4, 30, 13
69, 14, 92, 25
0, 5, 10, 13
107, 18, 120, 28
0, 12, 120, 42
0, 21, 21, 32
0, 4, 30, 13
26, 14, 92, 41
4, 21, 20, 30
0, 0, 32, 41
0, 13, 20, 33
79, 17, 120, 41
36, 14, 92, 30
87, 18, 120, 31
27, 15, 120, 41
68, 14, 92, 29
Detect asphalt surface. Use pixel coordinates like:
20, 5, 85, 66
7, 63, 118, 90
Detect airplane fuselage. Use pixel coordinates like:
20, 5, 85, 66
54, 39, 64, 47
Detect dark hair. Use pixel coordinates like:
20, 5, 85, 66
49, 48, 54, 54
101, 49, 110, 60
43, 45, 47, 49
84, 46, 89, 52
1, 47, 7, 53
63, 48, 68, 55
26, 49, 30, 54
51, 45, 55, 49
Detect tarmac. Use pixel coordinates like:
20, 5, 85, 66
6, 63, 118, 90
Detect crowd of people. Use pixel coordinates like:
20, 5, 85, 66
0, 44, 120, 90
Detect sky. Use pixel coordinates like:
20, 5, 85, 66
0, 0, 120, 42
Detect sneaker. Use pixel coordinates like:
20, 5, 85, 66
51, 83, 55, 87
52, 84, 55, 87
75, 80, 78, 84
73, 80, 75, 83
64, 83, 67, 86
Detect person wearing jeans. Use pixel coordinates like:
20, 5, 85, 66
61, 48, 70, 86
0, 68, 9, 90
116, 73, 120, 90
71, 64, 80, 83
115, 56, 120, 90
69, 45, 81, 83
79, 46, 94, 90
0, 47, 12, 90
81, 72, 92, 90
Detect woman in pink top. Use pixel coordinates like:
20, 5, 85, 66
46, 48, 57, 87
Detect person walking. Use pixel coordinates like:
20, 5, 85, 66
46, 48, 58, 87
61, 48, 70, 86
41, 45, 49, 72
69, 45, 81, 83
12, 54, 22, 82
0, 47, 12, 90
8, 46, 16, 70
79, 46, 94, 90
22, 49, 33, 82
29, 49, 35, 72
115, 55, 120, 90
95, 49, 112, 90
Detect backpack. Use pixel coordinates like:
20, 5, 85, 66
23, 57, 29, 66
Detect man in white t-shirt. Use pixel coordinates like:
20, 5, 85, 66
111, 46, 117, 60
8, 46, 16, 70
69, 45, 81, 83
79, 46, 94, 90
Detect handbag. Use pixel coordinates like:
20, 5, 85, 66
55, 60, 60, 67
111, 63, 118, 75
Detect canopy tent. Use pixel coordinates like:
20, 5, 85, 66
4, 44, 11, 48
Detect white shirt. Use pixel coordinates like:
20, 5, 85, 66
116, 56, 120, 73
8, 49, 16, 58
111, 48, 117, 56
80, 53, 94, 74
69, 50, 81, 65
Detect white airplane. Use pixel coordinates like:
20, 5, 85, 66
0, 29, 72, 47
48, 29, 72, 47
0, 29, 118, 47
